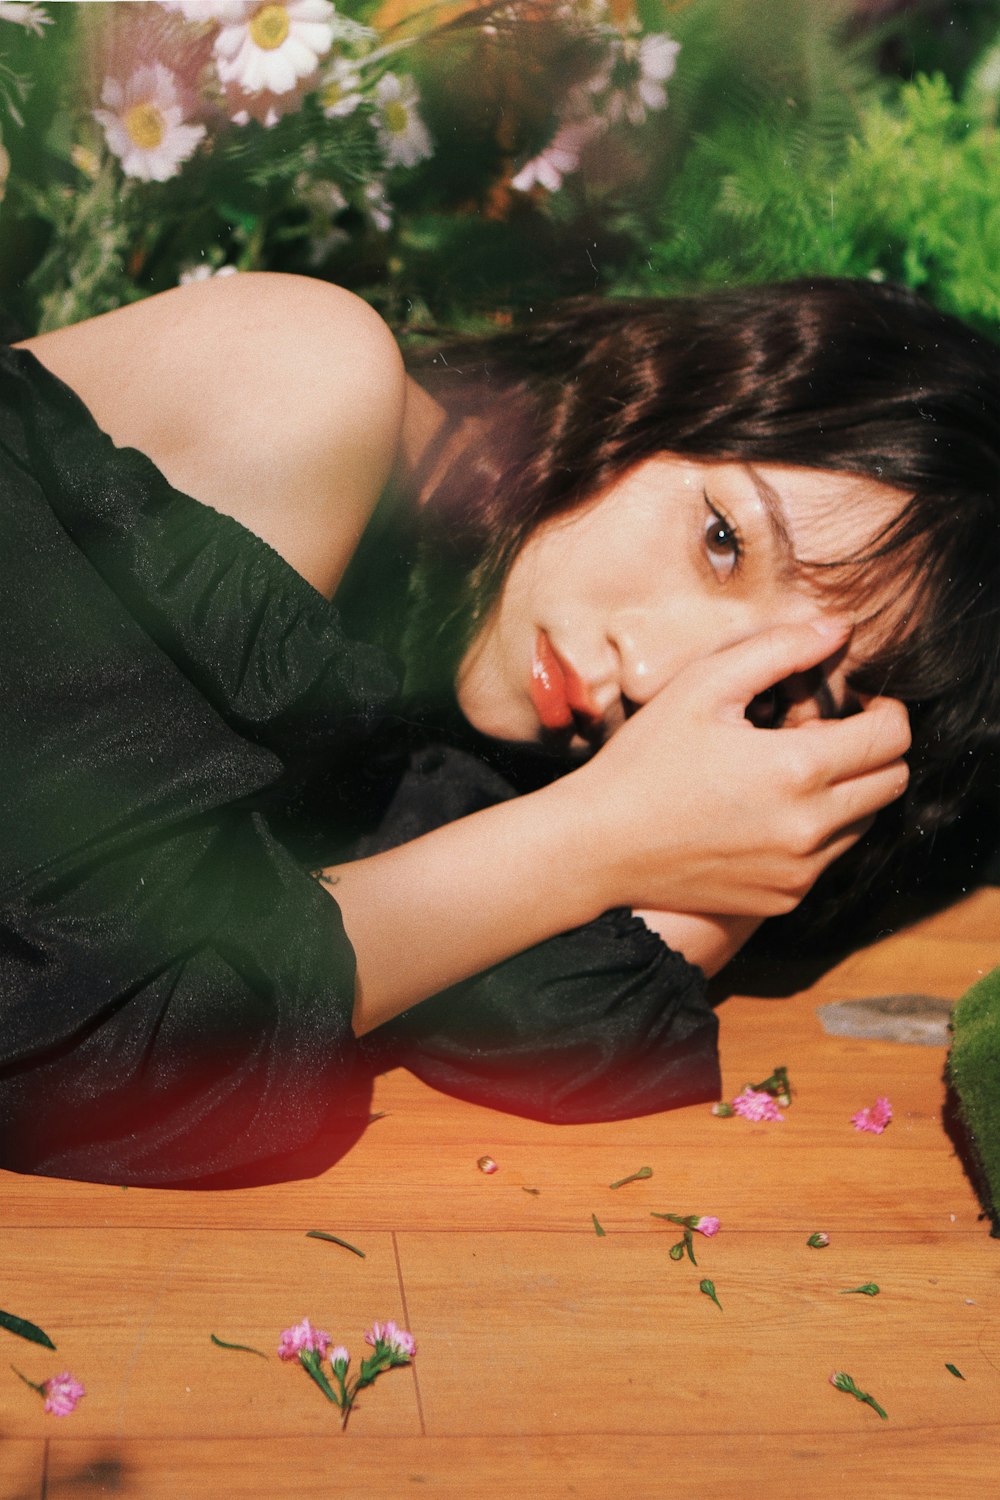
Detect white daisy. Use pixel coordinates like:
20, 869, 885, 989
0, 3, 51, 38
214, 0, 335, 98
600, 32, 680, 126
93, 63, 206, 183
319, 54, 362, 118
374, 73, 432, 170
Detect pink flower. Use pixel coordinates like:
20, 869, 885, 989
330, 1345, 350, 1371
693, 1216, 720, 1237
364, 1320, 416, 1358
42, 1372, 85, 1417
852, 1096, 893, 1134
731, 1087, 785, 1123
277, 1317, 332, 1361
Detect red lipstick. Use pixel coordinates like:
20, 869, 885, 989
531, 631, 597, 731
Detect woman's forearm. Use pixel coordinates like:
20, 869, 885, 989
321, 777, 601, 1035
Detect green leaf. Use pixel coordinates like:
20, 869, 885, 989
699, 1279, 723, 1310
591, 1213, 606, 1237
839, 1283, 880, 1296
0, 1309, 56, 1350
945, 1363, 966, 1380
210, 1333, 268, 1359
609, 1167, 652, 1189
305, 1230, 366, 1259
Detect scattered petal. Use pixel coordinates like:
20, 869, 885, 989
477, 1156, 498, 1175
852, 1096, 893, 1134
42, 1372, 85, 1417
610, 1167, 652, 1189
731, 1087, 785, 1123
807, 1231, 830, 1249
305, 1230, 365, 1258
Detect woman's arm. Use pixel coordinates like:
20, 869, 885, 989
331, 618, 910, 1033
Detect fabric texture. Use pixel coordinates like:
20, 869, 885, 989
0, 343, 718, 1188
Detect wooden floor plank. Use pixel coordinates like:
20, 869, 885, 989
1, 888, 996, 1492
395, 1230, 998, 1437
0, 1231, 417, 1440
0, 1440, 44, 1499
40, 1428, 1000, 1498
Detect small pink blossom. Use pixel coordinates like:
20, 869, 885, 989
277, 1317, 332, 1361
330, 1345, 350, 1370
693, 1216, 720, 1237
364, 1320, 416, 1358
852, 1096, 893, 1134
42, 1372, 85, 1417
731, 1087, 785, 1123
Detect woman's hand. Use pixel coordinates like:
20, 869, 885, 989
564, 619, 910, 919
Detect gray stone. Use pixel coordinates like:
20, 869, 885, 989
816, 994, 954, 1046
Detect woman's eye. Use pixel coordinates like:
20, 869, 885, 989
703, 497, 742, 578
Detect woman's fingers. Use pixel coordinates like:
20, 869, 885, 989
703, 618, 852, 713
792, 695, 911, 785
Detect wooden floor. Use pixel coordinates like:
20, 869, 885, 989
3, 889, 999, 1498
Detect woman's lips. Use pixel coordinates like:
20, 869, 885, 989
530, 630, 597, 732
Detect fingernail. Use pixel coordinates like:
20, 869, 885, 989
810, 619, 850, 640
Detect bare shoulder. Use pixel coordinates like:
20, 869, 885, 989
21, 273, 407, 595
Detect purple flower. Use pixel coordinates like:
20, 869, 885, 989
693, 1216, 720, 1237
42, 1372, 85, 1417
277, 1317, 332, 1362
731, 1087, 785, 1123
852, 1096, 893, 1134
365, 1320, 416, 1358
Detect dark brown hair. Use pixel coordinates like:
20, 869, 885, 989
404, 278, 1000, 936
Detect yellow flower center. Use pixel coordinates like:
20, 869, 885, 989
124, 103, 166, 151
384, 100, 408, 136
250, 4, 290, 50
321, 80, 343, 108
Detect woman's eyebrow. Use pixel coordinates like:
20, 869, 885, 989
743, 463, 797, 571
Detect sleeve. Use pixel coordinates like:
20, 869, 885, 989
0, 346, 399, 1186
355, 744, 721, 1122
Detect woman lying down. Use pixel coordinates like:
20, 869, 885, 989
1, 271, 997, 1184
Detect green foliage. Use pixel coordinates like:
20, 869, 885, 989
623, 72, 1000, 337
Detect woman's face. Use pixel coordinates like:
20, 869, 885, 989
455, 454, 910, 749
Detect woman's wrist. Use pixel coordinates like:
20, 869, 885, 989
323, 778, 608, 1036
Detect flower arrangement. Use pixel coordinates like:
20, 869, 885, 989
0, 0, 688, 334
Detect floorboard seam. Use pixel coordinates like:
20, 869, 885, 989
39, 1437, 48, 1500
391, 1229, 426, 1437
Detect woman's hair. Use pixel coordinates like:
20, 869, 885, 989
404, 278, 1000, 940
